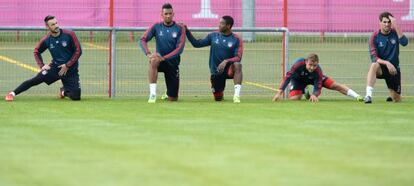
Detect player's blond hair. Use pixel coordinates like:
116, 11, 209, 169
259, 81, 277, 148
307, 53, 319, 62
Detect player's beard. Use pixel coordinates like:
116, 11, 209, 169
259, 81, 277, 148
220, 27, 229, 33
50, 27, 60, 34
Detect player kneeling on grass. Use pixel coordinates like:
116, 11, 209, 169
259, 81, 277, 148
140, 3, 186, 103
5, 15, 82, 102
184, 15, 243, 103
273, 54, 363, 102
364, 12, 408, 104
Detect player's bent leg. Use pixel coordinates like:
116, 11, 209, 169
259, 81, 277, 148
66, 88, 81, 101
289, 90, 303, 100
148, 58, 160, 84
365, 63, 381, 104
389, 90, 401, 102
61, 70, 81, 101
289, 95, 302, 100
367, 62, 381, 87
232, 63, 242, 83
211, 74, 226, 101
232, 63, 242, 103
213, 92, 224, 101
163, 64, 180, 102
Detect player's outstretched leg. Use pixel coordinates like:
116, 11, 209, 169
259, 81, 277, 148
5, 73, 45, 102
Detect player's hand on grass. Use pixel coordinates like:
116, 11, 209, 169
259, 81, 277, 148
217, 60, 228, 74
272, 90, 283, 101
58, 64, 68, 76
309, 95, 319, 102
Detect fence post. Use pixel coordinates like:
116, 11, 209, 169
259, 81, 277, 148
110, 28, 116, 98
242, 0, 255, 41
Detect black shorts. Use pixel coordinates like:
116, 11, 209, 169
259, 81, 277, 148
40, 65, 81, 91
289, 78, 312, 93
377, 64, 401, 94
158, 62, 180, 98
210, 63, 234, 93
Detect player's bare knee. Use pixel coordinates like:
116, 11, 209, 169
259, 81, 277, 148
393, 95, 401, 102
371, 63, 381, 73
289, 96, 301, 100
233, 63, 242, 72
149, 59, 159, 69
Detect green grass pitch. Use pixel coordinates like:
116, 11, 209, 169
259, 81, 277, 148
1, 97, 414, 186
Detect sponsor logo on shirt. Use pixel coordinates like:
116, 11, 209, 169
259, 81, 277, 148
50, 44, 55, 49
379, 41, 384, 47
159, 31, 163, 36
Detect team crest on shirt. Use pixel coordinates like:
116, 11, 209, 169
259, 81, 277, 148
379, 41, 384, 47
50, 44, 55, 49
215, 38, 219, 44
227, 42, 233, 48
390, 39, 396, 45
159, 31, 163, 36
172, 32, 177, 38
62, 41, 67, 47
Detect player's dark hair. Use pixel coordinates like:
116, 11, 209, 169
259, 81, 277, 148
162, 3, 173, 10
44, 15, 55, 24
222, 15, 234, 29
307, 53, 319, 62
379, 12, 393, 21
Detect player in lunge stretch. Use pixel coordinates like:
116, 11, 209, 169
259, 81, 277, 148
5, 15, 82, 101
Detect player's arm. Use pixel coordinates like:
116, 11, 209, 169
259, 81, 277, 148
33, 35, 48, 69
226, 36, 243, 63
273, 63, 298, 101
139, 24, 156, 57
389, 15, 408, 46
218, 37, 244, 73
161, 24, 186, 61
65, 31, 82, 68
311, 68, 323, 100
185, 28, 211, 48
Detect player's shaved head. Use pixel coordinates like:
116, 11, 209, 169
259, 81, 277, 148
162, 3, 173, 10
44, 15, 55, 24
222, 15, 234, 29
